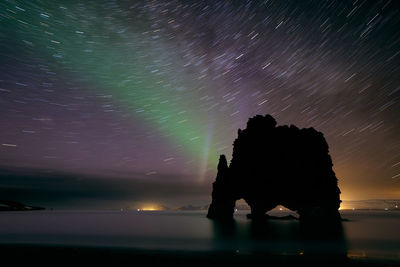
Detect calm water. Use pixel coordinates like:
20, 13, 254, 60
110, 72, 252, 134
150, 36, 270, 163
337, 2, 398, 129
0, 210, 399, 260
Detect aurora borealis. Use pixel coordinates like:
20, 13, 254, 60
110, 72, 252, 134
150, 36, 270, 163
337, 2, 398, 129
1, 0, 399, 208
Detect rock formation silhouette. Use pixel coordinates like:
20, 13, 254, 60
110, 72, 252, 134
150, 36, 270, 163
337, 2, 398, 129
207, 114, 341, 221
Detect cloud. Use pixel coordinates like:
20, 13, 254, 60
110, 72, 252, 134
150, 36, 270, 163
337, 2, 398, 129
0, 167, 210, 209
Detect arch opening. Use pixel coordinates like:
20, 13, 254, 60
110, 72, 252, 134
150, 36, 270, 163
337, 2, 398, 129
233, 199, 251, 213
267, 205, 299, 219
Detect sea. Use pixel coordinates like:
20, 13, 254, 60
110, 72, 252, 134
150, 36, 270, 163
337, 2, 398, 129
0, 209, 399, 261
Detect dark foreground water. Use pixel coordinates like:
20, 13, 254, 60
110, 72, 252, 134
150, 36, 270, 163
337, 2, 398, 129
0, 210, 399, 262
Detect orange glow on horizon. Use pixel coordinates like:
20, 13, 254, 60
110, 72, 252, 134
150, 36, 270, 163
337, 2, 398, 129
136, 203, 164, 211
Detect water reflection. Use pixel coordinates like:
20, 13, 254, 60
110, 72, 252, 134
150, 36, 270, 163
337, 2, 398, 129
212, 217, 347, 259
211, 218, 238, 252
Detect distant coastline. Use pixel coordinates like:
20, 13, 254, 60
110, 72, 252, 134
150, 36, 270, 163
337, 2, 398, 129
0, 200, 45, 211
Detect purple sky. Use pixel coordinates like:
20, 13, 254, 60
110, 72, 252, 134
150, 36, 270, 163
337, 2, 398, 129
1, 0, 399, 208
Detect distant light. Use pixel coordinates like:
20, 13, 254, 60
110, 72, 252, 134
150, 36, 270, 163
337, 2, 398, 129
140, 205, 162, 211
396, 205, 398, 209
352, 208, 355, 210
234, 208, 238, 212
347, 251, 366, 258
142, 207, 157, 211
137, 209, 141, 211
279, 208, 283, 211
384, 208, 388, 211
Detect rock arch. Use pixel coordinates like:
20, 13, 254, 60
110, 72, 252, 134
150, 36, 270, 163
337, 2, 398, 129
207, 114, 341, 221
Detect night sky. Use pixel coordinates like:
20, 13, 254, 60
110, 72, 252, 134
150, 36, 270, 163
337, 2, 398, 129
0, 0, 399, 209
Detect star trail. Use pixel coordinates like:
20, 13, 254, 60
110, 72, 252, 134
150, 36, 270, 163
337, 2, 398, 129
0, 0, 399, 206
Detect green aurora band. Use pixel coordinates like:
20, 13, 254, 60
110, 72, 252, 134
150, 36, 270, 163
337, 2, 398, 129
1, 1, 226, 180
